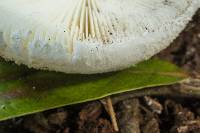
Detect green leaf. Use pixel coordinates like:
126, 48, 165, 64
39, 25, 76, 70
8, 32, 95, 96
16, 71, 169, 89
0, 58, 187, 121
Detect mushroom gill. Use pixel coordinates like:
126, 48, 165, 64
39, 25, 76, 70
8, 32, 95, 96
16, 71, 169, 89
65, 0, 125, 51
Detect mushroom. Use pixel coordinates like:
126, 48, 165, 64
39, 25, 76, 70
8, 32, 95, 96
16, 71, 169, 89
0, 0, 199, 74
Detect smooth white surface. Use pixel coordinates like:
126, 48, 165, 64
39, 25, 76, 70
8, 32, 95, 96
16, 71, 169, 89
0, 0, 199, 74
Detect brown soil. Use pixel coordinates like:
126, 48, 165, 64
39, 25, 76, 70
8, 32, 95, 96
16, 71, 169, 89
0, 9, 200, 133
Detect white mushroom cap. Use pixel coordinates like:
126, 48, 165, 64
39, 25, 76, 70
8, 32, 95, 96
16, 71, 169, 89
0, 0, 199, 74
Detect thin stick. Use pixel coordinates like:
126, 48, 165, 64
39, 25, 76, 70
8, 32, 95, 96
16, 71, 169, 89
101, 97, 119, 132
107, 97, 119, 132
